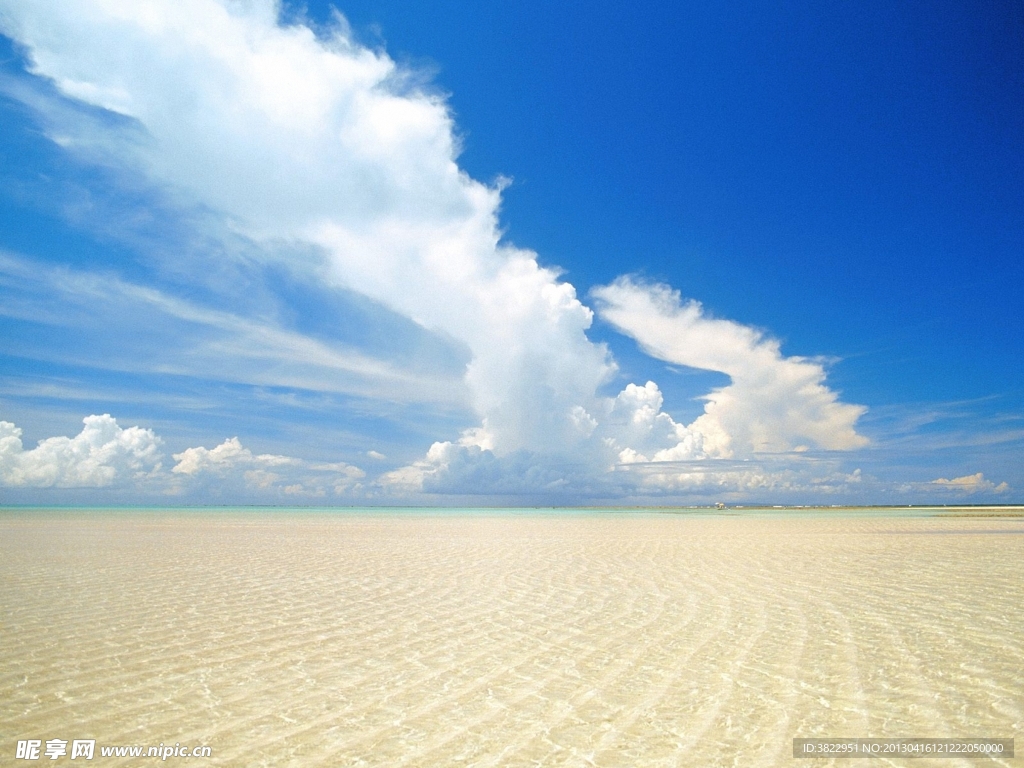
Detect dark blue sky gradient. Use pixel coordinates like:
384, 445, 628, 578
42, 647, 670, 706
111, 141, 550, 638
302, 0, 1024, 407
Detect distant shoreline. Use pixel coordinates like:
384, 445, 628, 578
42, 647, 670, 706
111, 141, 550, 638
1, 503, 1023, 518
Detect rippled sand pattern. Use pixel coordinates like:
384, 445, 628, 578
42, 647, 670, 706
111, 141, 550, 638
2, 511, 1022, 766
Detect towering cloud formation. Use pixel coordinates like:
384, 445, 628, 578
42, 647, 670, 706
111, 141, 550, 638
0, 0, 612, 458
0, 0, 868, 496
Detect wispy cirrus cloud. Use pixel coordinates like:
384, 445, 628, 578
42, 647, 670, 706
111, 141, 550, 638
0, 250, 469, 407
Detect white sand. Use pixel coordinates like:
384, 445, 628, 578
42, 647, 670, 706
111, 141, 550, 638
1, 510, 1021, 766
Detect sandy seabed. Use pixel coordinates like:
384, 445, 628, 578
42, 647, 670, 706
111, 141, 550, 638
1, 510, 1021, 767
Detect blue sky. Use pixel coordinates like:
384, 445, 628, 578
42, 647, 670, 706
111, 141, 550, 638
0, 0, 1021, 505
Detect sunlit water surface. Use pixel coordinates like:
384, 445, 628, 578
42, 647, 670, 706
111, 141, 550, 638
2, 508, 1021, 766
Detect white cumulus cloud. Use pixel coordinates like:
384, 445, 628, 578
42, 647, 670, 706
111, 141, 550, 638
596, 381, 706, 465
930, 472, 1009, 494
0, 413, 368, 496
172, 437, 364, 495
0, 0, 612, 460
0, 414, 162, 487
172, 436, 294, 476
592, 277, 868, 458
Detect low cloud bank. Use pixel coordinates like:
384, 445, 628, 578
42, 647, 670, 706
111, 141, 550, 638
0, 415, 364, 497
172, 436, 365, 496
0, 414, 161, 487
0, 413, 1013, 502
930, 472, 1010, 494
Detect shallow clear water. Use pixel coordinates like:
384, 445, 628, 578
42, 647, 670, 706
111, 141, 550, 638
2, 510, 1021, 766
